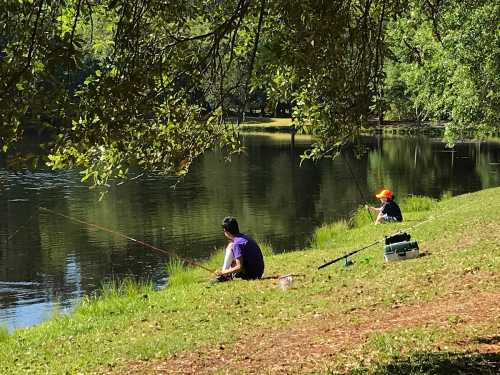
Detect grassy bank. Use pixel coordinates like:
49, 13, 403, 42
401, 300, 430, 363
239, 117, 293, 132
0, 188, 499, 374
238, 117, 449, 137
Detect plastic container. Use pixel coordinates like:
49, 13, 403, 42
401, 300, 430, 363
384, 240, 419, 262
278, 275, 293, 290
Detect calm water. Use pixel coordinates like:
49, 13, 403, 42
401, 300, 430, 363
1, 134, 499, 330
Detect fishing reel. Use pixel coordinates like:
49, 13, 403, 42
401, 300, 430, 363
384, 231, 411, 245
343, 257, 354, 268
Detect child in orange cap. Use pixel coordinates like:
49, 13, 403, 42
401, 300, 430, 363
366, 189, 403, 224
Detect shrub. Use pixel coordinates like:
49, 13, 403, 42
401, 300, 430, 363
351, 206, 375, 228
400, 196, 437, 212
311, 220, 349, 248
440, 191, 453, 201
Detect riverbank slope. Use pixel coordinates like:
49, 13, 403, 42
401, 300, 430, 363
0, 188, 499, 374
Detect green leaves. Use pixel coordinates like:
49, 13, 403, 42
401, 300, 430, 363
384, 1, 500, 138
2, 0, 497, 186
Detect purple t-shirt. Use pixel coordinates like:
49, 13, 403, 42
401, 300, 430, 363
232, 234, 264, 278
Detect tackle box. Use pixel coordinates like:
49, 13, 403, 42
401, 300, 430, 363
384, 240, 419, 262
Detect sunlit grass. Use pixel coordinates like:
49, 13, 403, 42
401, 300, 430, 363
165, 257, 199, 287
240, 117, 292, 127
259, 242, 275, 257
440, 190, 454, 200
0, 187, 498, 374
73, 277, 155, 318
311, 220, 349, 248
351, 206, 375, 227
400, 195, 437, 212
99, 277, 154, 299
0, 326, 8, 343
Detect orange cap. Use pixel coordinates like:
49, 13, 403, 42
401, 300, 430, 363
376, 189, 393, 199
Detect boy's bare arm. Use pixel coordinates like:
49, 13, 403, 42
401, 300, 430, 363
216, 257, 242, 276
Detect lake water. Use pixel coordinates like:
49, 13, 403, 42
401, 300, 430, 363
1, 133, 499, 330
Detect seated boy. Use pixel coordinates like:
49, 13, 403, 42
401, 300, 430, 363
215, 217, 264, 281
366, 189, 403, 224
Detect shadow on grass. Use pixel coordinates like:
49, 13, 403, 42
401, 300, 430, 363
473, 335, 500, 345
351, 351, 499, 374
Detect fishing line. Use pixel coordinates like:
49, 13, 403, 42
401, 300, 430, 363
7, 213, 36, 242
343, 151, 374, 223
38, 206, 215, 273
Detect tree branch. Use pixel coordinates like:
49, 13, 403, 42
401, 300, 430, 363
237, 0, 266, 124
70, 0, 83, 45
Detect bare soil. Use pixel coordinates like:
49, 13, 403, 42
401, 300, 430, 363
119, 290, 500, 374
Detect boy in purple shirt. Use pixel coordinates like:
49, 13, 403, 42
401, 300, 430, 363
215, 217, 265, 281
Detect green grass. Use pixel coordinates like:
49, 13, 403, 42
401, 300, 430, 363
399, 195, 438, 212
239, 117, 292, 127
311, 220, 350, 248
0, 326, 8, 343
351, 205, 375, 227
0, 188, 499, 374
351, 196, 437, 229
165, 257, 200, 287
348, 324, 500, 374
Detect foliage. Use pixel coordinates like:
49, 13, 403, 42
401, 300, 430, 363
352, 206, 375, 228
1, 0, 396, 184
383, 0, 500, 141
399, 195, 437, 212
74, 277, 154, 317
1, 1, 498, 183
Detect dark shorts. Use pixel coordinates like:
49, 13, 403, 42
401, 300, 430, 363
381, 214, 398, 222
235, 270, 263, 280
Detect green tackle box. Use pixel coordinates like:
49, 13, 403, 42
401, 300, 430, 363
384, 240, 419, 262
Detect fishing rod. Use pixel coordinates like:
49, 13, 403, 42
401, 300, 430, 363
343, 151, 374, 223
7, 213, 36, 242
318, 240, 380, 269
38, 206, 215, 273
260, 273, 306, 280
317, 197, 478, 270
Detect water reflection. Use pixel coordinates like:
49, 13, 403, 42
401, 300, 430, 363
0, 134, 499, 330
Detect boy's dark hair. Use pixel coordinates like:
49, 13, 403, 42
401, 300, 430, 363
222, 217, 239, 235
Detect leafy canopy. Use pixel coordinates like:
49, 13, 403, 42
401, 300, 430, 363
0, 0, 497, 185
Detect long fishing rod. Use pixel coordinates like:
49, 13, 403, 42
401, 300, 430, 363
7, 213, 36, 242
317, 197, 479, 270
318, 240, 381, 269
260, 273, 306, 280
38, 206, 215, 273
343, 151, 374, 223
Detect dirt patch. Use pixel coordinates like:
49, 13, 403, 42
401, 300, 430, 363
119, 291, 500, 374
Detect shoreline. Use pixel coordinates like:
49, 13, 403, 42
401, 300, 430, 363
239, 117, 499, 139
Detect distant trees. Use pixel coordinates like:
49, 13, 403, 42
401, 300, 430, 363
1, 0, 498, 185
383, 0, 500, 143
